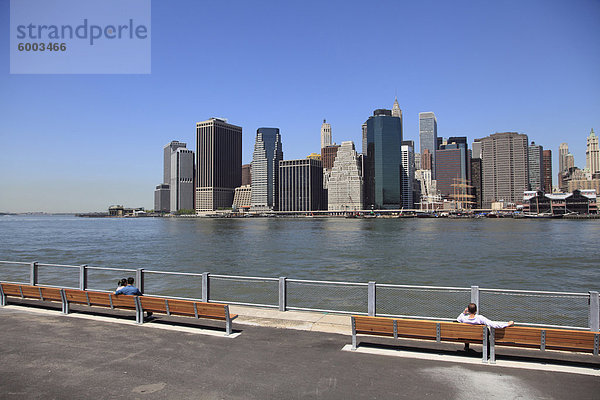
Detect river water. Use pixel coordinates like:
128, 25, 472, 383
1, 215, 598, 292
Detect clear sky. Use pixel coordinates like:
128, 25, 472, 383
1, 0, 599, 213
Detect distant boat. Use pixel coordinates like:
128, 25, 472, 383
522, 213, 562, 219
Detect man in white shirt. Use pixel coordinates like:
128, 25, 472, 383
457, 303, 514, 328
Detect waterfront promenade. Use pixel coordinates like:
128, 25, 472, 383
1, 299, 599, 399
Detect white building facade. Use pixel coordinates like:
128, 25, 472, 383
327, 141, 363, 211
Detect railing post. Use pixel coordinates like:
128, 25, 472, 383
368, 281, 376, 316
136, 268, 144, 294
471, 285, 480, 310
30, 261, 38, 286
202, 272, 209, 302
589, 291, 599, 332
279, 277, 287, 312
79, 265, 87, 290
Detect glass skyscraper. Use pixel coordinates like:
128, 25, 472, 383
251, 127, 283, 211
419, 112, 438, 179
364, 109, 403, 209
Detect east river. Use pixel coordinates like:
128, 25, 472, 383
0, 214, 598, 293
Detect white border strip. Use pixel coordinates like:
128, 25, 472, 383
1, 305, 240, 338
341, 344, 600, 376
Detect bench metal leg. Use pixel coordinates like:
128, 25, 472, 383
351, 317, 357, 350
482, 326, 488, 363
0, 285, 5, 306
490, 328, 496, 364
60, 290, 69, 314
224, 305, 233, 335
135, 296, 143, 324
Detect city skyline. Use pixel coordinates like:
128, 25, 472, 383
1, 0, 599, 212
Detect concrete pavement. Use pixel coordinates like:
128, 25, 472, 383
1, 300, 599, 399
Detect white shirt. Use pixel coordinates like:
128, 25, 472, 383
457, 313, 509, 329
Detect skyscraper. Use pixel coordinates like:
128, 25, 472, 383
419, 112, 438, 179
558, 143, 569, 174
164, 141, 187, 184
170, 147, 194, 212
364, 109, 403, 209
327, 141, 363, 211
321, 145, 341, 171
480, 132, 529, 207
401, 141, 414, 209
279, 159, 325, 211
321, 120, 332, 149
154, 140, 193, 213
392, 97, 402, 118
528, 141, 544, 191
361, 122, 367, 155
241, 164, 252, 186
436, 144, 469, 197
196, 118, 242, 212
586, 128, 599, 175
251, 127, 283, 211
542, 150, 552, 192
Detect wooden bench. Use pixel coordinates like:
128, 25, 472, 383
351, 315, 489, 362
138, 296, 238, 335
1, 283, 237, 335
63, 288, 141, 323
490, 326, 600, 363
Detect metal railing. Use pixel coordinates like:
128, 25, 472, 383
1, 260, 598, 331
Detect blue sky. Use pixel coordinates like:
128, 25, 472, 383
1, 0, 599, 212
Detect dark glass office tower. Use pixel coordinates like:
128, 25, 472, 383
364, 109, 403, 209
196, 118, 242, 211
251, 127, 283, 211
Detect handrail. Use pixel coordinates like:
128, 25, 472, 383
1, 259, 597, 330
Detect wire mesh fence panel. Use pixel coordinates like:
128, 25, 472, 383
287, 281, 368, 313
480, 291, 589, 328
37, 265, 79, 288
0, 262, 30, 284
209, 277, 278, 307
377, 286, 470, 319
143, 272, 203, 299
86, 269, 135, 292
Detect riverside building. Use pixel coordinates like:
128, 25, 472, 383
543, 150, 552, 193
321, 120, 332, 149
154, 140, 194, 213
196, 118, 242, 212
528, 142, 544, 191
251, 128, 283, 211
363, 109, 403, 209
170, 147, 194, 212
480, 132, 529, 208
327, 141, 363, 211
279, 159, 325, 211
401, 141, 414, 209
419, 112, 438, 179
586, 129, 599, 175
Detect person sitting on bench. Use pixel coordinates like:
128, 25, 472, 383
115, 277, 142, 296
457, 303, 514, 329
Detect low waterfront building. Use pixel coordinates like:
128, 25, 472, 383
108, 205, 145, 217
154, 184, 170, 213
327, 141, 363, 211
233, 185, 252, 212
523, 189, 597, 215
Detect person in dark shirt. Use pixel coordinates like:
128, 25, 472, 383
115, 277, 152, 318
114, 277, 142, 295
